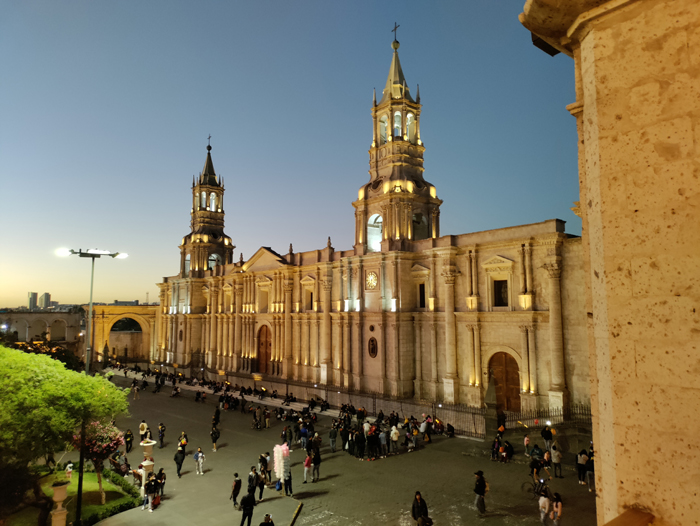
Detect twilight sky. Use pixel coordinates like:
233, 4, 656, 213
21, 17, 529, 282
0, 0, 578, 308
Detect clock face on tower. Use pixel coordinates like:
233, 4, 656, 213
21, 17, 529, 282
366, 271, 378, 290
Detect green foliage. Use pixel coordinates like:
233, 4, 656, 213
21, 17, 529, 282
73, 422, 124, 470
0, 346, 130, 514
83, 497, 140, 526
102, 470, 140, 498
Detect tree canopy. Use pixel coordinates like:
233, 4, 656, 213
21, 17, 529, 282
0, 345, 130, 516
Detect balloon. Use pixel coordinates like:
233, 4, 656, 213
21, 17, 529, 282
534, 419, 539, 425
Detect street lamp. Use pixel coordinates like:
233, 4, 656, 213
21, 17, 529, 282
56, 247, 127, 526
57, 248, 128, 374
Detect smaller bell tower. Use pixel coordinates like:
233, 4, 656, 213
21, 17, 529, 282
179, 141, 234, 277
353, 36, 442, 255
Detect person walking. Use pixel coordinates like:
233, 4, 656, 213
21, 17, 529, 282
211, 425, 221, 452
551, 445, 563, 478
283, 462, 293, 497
178, 432, 188, 454
239, 490, 256, 526
257, 468, 266, 501
231, 473, 242, 509
411, 491, 431, 526
139, 420, 148, 442
539, 492, 550, 524
576, 449, 589, 485
173, 447, 185, 478
247, 467, 258, 495
541, 426, 553, 452
303, 452, 312, 483
585, 452, 595, 492
133, 384, 140, 400
156, 468, 166, 496
124, 429, 134, 453
158, 423, 166, 449
329, 426, 337, 453
390, 425, 399, 455
143, 473, 157, 512
474, 470, 487, 517
194, 447, 206, 475
312, 449, 321, 482
550, 493, 563, 526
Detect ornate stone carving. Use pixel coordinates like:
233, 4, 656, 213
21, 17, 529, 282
543, 262, 562, 279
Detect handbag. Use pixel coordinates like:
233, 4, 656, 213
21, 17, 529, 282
275, 480, 282, 491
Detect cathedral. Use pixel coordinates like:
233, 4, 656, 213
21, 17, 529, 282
155, 38, 589, 411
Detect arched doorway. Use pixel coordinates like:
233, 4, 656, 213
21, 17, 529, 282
489, 352, 521, 412
109, 318, 144, 363
257, 325, 272, 374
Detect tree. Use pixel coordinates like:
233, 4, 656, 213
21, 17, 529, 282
0, 346, 130, 523
73, 422, 124, 504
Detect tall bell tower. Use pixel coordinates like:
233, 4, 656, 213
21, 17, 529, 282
179, 142, 234, 277
353, 36, 442, 254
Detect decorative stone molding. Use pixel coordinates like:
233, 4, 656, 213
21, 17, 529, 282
543, 262, 562, 279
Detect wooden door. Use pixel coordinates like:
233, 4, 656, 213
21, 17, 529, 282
489, 352, 521, 412
257, 325, 272, 374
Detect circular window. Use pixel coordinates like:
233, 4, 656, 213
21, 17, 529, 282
368, 337, 378, 358
369, 325, 375, 332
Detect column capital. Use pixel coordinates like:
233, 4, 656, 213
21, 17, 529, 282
543, 262, 562, 279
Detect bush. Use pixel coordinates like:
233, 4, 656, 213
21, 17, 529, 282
84, 497, 140, 526
102, 469, 140, 498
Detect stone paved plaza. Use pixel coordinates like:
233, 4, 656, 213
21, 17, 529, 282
86, 377, 597, 526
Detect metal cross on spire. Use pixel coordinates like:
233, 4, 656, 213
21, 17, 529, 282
392, 22, 400, 41
207, 134, 211, 146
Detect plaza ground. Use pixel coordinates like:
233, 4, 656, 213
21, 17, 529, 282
77, 376, 597, 526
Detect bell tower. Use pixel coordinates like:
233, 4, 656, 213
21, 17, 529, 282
179, 141, 234, 277
353, 36, 442, 254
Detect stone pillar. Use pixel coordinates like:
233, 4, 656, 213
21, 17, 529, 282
441, 264, 459, 403
474, 325, 482, 388
311, 318, 320, 382
528, 324, 537, 395
352, 319, 362, 390
544, 261, 567, 407
283, 281, 293, 377
413, 319, 422, 399
320, 279, 332, 384
221, 314, 229, 370
342, 317, 351, 388
429, 320, 438, 399
293, 318, 301, 380
301, 316, 310, 381
519, 325, 530, 393
378, 321, 386, 395
233, 286, 241, 371
466, 324, 475, 385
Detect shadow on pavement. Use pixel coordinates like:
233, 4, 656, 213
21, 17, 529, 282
292, 490, 329, 499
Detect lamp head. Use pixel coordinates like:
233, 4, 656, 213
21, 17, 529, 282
56, 248, 72, 257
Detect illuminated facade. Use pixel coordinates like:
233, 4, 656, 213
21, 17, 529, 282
155, 39, 589, 411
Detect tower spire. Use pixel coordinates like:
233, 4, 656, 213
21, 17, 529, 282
380, 33, 414, 104
200, 138, 218, 186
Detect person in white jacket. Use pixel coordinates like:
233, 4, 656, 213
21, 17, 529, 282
194, 447, 206, 475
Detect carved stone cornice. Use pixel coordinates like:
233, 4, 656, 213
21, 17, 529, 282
543, 262, 562, 279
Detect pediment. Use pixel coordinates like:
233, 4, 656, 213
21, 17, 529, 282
242, 247, 287, 273
411, 263, 430, 274
300, 275, 316, 285
481, 255, 514, 267
255, 275, 273, 285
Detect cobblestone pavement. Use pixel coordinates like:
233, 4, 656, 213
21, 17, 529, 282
86, 375, 597, 526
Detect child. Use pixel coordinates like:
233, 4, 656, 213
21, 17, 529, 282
194, 447, 206, 475
65, 461, 74, 479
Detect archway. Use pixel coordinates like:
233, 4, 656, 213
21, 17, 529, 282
109, 317, 144, 363
28, 318, 48, 341
257, 325, 272, 375
367, 214, 383, 252
50, 319, 67, 341
489, 352, 521, 412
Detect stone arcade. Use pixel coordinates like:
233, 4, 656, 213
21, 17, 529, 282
154, 39, 589, 411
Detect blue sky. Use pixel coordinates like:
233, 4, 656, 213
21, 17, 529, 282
0, 0, 578, 307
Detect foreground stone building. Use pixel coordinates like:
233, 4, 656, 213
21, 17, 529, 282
520, 0, 700, 525
155, 39, 589, 412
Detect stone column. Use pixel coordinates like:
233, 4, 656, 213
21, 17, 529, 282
301, 316, 310, 381
378, 321, 386, 395
221, 314, 229, 370
430, 320, 438, 399
474, 325, 482, 388
466, 324, 475, 385
441, 264, 459, 403
293, 318, 302, 380
320, 279, 332, 384
524, 245, 533, 293
343, 317, 351, 388
519, 325, 530, 393
216, 314, 223, 369
528, 324, 537, 395
233, 286, 242, 371
311, 318, 320, 382
352, 319, 362, 390
544, 262, 567, 406
283, 281, 293, 377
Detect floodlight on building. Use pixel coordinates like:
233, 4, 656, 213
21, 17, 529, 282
546, 420, 552, 426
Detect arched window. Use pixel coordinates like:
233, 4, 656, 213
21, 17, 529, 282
184, 255, 191, 275
200, 191, 206, 209
379, 115, 389, 145
367, 214, 383, 252
393, 112, 402, 137
210, 193, 216, 211
406, 113, 416, 143
208, 253, 221, 269
412, 212, 429, 241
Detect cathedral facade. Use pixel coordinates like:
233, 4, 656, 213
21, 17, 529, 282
155, 39, 588, 411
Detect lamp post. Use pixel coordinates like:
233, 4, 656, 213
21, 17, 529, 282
56, 247, 127, 526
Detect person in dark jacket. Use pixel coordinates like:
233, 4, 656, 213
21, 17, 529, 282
231, 473, 242, 508
541, 426, 553, 451
124, 429, 134, 453
211, 425, 221, 452
173, 447, 185, 478
411, 491, 430, 525
474, 470, 487, 516
239, 490, 256, 526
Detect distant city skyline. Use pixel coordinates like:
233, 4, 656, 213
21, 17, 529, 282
0, 1, 578, 308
